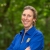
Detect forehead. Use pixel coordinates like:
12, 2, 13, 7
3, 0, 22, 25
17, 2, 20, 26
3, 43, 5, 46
23, 9, 33, 15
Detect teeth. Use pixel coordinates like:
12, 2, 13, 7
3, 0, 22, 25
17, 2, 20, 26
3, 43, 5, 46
24, 22, 27, 23
24, 22, 28, 24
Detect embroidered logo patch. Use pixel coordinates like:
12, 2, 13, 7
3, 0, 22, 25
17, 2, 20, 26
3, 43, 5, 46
26, 38, 30, 43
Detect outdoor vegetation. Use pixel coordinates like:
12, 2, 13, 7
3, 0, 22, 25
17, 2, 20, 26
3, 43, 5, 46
0, 0, 50, 50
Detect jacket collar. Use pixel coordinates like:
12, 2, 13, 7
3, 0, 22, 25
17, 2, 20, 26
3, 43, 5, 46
26, 26, 36, 35
20, 26, 36, 36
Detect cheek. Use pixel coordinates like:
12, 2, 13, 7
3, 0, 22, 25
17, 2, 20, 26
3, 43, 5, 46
29, 19, 34, 25
29, 18, 33, 22
21, 16, 24, 21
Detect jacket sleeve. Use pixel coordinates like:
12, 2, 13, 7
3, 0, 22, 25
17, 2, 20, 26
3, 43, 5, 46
6, 34, 19, 50
29, 32, 44, 50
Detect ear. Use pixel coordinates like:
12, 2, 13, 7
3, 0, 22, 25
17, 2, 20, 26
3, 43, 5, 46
33, 18, 36, 22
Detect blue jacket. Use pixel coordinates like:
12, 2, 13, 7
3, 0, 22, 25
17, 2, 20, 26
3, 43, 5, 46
7, 26, 44, 50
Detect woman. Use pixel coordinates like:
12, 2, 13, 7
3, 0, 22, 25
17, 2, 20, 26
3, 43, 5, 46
7, 6, 44, 50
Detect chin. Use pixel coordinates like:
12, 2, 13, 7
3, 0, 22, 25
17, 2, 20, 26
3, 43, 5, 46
24, 25, 28, 27
24, 25, 30, 28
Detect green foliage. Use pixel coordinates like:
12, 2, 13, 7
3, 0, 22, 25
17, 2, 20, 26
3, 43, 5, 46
0, 0, 50, 50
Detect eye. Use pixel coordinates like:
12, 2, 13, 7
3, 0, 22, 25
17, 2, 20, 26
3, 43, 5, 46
28, 14, 31, 17
22, 14, 26, 16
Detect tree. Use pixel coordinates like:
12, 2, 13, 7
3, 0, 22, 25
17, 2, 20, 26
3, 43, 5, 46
0, 0, 50, 50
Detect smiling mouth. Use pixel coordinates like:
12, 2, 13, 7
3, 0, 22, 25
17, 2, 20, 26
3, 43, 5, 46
23, 21, 29, 24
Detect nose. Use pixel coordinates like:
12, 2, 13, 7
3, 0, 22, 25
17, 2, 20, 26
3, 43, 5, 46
24, 15, 28, 20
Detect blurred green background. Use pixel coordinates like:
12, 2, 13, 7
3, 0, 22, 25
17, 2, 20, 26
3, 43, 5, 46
0, 0, 50, 50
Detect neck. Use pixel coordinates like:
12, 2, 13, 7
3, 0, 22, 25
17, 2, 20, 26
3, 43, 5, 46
24, 25, 33, 33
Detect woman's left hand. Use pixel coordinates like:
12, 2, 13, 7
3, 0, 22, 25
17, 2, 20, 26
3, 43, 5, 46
25, 46, 30, 50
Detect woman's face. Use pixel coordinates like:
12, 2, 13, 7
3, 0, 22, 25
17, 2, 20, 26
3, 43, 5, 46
21, 9, 36, 28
